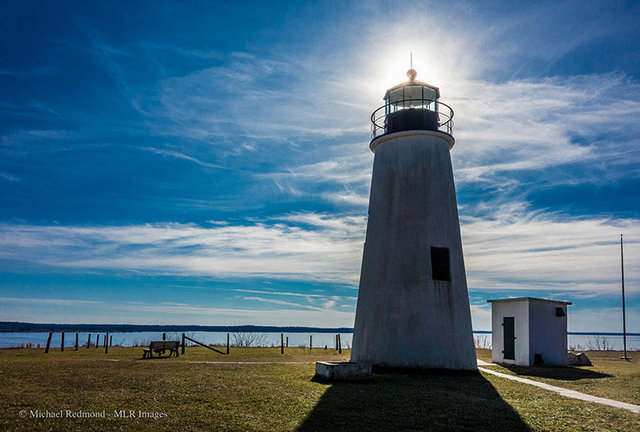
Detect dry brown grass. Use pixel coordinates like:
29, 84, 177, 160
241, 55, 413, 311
0, 347, 638, 431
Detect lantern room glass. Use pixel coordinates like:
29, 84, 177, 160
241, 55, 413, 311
385, 85, 438, 111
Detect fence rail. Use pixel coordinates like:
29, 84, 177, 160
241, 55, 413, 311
183, 335, 226, 355
371, 98, 454, 140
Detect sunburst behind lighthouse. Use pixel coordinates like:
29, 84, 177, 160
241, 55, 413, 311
350, 67, 477, 370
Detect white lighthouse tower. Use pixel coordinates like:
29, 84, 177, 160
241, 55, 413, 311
350, 68, 477, 370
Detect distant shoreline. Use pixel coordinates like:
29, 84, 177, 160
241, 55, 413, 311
0, 322, 638, 336
0, 322, 353, 333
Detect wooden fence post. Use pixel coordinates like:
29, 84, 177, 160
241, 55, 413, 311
86, 334, 91, 348
335, 334, 338, 351
310, 335, 312, 351
181, 333, 185, 354
338, 334, 342, 354
61, 332, 65, 352
105, 332, 109, 354
96, 334, 99, 349
45, 332, 52, 353
110, 335, 112, 346
286, 336, 289, 348
75, 333, 79, 351
226, 333, 230, 354
162, 332, 166, 341
280, 333, 284, 354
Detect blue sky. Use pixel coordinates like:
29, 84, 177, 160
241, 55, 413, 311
1, 0, 639, 331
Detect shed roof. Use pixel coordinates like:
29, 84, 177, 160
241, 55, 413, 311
487, 297, 572, 305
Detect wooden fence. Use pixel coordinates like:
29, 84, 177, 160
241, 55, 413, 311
38, 331, 346, 355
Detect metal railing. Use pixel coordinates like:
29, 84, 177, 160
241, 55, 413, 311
370, 98, 454, 140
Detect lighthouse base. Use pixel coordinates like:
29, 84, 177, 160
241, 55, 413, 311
314, 362, 372, 381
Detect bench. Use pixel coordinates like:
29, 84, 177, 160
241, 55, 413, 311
142, 340, 180, 359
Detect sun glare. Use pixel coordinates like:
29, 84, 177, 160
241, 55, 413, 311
357, 12, 479, 105
362, 36, 456, 104
378, 46, 444, 89
358, 45, 446, 107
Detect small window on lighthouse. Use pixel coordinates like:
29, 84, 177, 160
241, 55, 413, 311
431, 247, 451, 282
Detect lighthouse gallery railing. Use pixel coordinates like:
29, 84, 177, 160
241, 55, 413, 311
370, 98, 454, 140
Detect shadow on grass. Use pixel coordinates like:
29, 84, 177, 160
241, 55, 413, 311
501, 364, 612, 381
298, 370, 530, 432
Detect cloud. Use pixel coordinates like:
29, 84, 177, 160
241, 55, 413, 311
321, 191, 369, 207
450, 74, 640, 187
0, 297, 103, 306
242, 296, 324, 311
234, 288, 340, 299
234, 289, 357, 314
2, 200, 637, 302
0, 296, 357, 327
268, 153, 372, 188
261, 149, 373, 209
461, 205, 640, 294
85, 28, 134, 103
0, 217, 365, 284
565, 306, 640, 333
0, 172, 20, 182
276, 212, 366, 233
469, 302, 492, 331
135, 42, 224, 61
143, 54, 369, 142
141, 146, 232, 170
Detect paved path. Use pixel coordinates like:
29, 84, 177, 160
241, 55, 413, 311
103, 359, 315, 364
479, 366, 640, 414
186, 361, 315, 365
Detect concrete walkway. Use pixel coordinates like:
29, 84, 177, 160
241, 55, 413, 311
103, 359, 315, 364
478, 366, 640, 414
186, 361, 314, 364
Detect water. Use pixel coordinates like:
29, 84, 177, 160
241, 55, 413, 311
473, 332, 640, 351
1, 331, 639, 351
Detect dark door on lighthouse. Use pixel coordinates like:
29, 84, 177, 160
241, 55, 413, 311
503, 317, 515, 360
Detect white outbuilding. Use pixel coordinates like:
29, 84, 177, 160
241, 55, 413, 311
488, 297, 571, 367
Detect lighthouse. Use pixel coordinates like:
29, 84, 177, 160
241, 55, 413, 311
350, 68, 477, 370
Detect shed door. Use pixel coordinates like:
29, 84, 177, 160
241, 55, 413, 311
503, 317, 515, 360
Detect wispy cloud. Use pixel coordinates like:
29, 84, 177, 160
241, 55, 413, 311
141, 146, 232, 170
0, 172, 20, 182
0, 297, 356, 327
1, 202, 636, 300
0, 218, 365, 284
450, 75, 640, 186
235, 289, 357, 313
242, 296, 324, 311
0, 297, 103, 306
234, 288, 330, 299
462, 205, 640, 294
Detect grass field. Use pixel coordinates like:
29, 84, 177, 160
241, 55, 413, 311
476, 349, 640, 405
1, 346, 638, 431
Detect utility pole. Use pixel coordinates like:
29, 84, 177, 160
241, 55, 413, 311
620, 234, 630, 361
